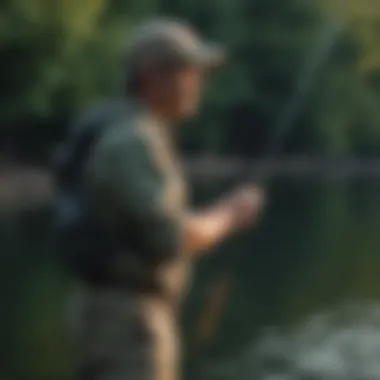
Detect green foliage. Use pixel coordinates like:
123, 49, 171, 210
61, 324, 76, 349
0, 0, 126, 136
2, 0, 380, 156
2, 3, 380, 379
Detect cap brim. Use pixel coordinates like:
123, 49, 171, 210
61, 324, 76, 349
192, 43, 226, 68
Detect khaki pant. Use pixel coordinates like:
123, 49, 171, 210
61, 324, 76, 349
68, 286, 180, 380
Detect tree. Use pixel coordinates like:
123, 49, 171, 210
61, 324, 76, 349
0, 0, 128, 159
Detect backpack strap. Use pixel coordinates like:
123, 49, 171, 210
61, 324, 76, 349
52, 101, 127, 188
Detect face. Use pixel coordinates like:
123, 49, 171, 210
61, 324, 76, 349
144, 64, 205, 121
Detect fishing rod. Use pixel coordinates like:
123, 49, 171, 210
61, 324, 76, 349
254, 14, 348, 185
190, 11, 349, 366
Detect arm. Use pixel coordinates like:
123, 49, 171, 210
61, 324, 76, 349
184, 185, 265, 258
87, 126, 263, 262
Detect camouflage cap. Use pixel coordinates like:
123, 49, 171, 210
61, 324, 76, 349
126, 18, 226, 70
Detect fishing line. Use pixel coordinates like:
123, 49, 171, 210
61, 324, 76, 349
193, 10, 349, 366
254, 14, 347, 184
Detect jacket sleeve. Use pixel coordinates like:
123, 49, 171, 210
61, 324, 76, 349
86, 125, 184, 261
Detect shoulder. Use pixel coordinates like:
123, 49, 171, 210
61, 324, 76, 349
92, 111, 152, 166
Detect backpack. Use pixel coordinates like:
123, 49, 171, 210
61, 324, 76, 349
52, 101, 127, 278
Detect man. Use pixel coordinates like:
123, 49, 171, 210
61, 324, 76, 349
72, 18, 265, 380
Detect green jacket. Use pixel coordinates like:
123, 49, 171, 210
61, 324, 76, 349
85, 101, 190, 301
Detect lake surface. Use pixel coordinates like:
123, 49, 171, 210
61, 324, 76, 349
1, 178, 380, 380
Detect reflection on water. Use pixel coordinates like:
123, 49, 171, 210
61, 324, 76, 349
2, 178, 380, 379
202, 301, 380, 380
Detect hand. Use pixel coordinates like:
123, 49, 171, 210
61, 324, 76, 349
224, 185, 265, 230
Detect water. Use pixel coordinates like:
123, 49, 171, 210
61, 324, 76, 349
184, 177, 380, 379
1, 178, 380, 380
200, 301, 380, 380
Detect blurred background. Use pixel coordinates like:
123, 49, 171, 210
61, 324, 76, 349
1, 0, 380, 379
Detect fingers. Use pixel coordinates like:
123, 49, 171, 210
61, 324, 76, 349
228, 185, 266, 229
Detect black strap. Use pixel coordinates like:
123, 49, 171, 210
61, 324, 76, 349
53, 100, 128, 187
